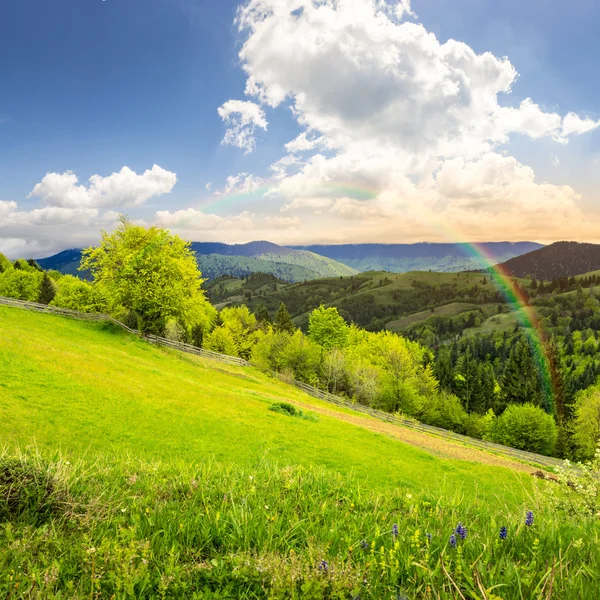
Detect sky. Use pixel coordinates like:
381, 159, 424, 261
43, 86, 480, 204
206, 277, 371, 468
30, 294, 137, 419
1, 0, 600, 257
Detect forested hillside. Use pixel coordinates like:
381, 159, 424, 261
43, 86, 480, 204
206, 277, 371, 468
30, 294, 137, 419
290, 242, 543, 272
498, 241, 600, 279
37, 241, 357, 283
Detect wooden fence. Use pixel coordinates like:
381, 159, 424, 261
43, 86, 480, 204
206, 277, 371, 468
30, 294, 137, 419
1, 295, 565, 471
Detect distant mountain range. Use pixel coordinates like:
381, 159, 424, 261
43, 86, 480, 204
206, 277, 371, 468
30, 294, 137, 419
499, 242, 600, 280
37, 241, 358, 283
289, 242, 544, 273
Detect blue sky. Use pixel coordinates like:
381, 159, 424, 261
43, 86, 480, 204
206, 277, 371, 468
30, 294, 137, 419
1, 0, 599, 256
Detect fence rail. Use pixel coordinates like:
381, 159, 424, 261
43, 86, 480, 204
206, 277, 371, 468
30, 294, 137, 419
1, 295, 565, 471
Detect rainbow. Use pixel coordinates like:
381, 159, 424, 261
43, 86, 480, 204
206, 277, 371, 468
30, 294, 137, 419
202, 181, 556, 413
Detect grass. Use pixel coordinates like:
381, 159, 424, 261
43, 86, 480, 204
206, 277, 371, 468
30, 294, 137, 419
2, 305, 600, 597
0, 305, 530, 500
386, 302, 479, 331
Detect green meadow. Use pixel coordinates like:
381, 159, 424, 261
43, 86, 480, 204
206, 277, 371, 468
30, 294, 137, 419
1, 305, 599, 598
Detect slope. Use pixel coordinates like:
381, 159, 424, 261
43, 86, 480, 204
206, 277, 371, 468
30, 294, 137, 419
499, 241, 600, 279
0, 304, 530, 501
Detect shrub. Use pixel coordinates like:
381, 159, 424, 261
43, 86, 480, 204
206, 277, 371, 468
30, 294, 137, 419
464, 409, 495, 439
420, 391, 467, 433
571, 385, 600, 461
485, 403, 557, 455
269, 402, 300, 417
0, 457, 61, 525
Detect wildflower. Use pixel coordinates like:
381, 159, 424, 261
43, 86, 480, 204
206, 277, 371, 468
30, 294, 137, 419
525, 511, 534, 526
318, 560, 329, 574
455, 523, 467, 539
499, 526, 507, 540
426, 533, 432, 542
392, 524, 399, 538
449, 534, 457, 548
360, 539, 369, 550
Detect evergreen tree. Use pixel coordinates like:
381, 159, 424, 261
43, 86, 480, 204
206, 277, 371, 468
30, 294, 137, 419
500, 337, 542, 411
434, 347, 454, 393
454, 350, 480, 412
273, 302, 295, 334
254, 304, 272, 327
37, 272, 57, 305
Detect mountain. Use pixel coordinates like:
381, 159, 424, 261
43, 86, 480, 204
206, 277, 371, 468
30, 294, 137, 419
289, 242, 543, 273
498, 241, 600, 280
37, 241, 358, 283
36, 249, 86, 276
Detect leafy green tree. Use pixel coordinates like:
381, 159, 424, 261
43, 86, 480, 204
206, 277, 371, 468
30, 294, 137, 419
0, 267, 42, 301
308, 305, 349, 350
50, 275, 108, 313
485, 403, 557, 455
211, 306, 260, 360
273, 302, 295, 334
454, 350, 480, 412
0, 253, 11, 274
80, 217, 214, 334
571, 385, 600, 461
37, 272, 57, 305
203, 326, 238, 357
420, 391, 467, 433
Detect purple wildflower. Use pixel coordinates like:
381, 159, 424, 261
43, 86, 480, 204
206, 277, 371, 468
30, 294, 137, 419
392, 523, 399, 538
455, 523, 467, 539
360, 539, 369, 550
525, 511, 534, 527
318, 560, 329, 574
426, 533, 432, 542
449, 534, 457, 548
500, 526, 507, 540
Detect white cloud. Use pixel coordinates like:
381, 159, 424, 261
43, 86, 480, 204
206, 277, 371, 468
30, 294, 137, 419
561, 112, 600, 137
208, 0, 600, 243
155, 208, 254, 231
217, 99, 268, 154
1, 165, 177, 258
29, 165, 177, 208
264, 215, 301, 228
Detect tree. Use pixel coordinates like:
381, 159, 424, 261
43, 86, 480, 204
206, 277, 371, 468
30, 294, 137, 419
254, 304, 272, 327
308, 305, 349, 350
0, 267, 42, 301
37, 272, 57, 305
499, 337, 542, 411
80, 217, 214, 334
454, 350, 479, 412
571, 385, 600, 461
485, 403, 557, 455
273, 302, 295, 334
0, 253, 11, 273
50, 275, 107, 313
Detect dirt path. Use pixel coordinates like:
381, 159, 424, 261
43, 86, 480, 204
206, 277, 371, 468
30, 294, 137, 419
284, 397, 544, 475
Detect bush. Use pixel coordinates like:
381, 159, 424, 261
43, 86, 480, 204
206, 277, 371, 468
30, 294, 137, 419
0, 457, 61, 525
268, 402, 317, 421
485, 403, 557, 455
465, 409, 495, 439
420, 391, 467, 433
571, 385, 600, 461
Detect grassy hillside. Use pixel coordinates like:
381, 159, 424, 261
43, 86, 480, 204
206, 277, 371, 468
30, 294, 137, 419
1, 305, 525, 497
2, 307, 599, 597
208, 270, 506, 329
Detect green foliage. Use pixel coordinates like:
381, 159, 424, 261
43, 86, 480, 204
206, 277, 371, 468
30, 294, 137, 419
420, 391, 467, 432
0, 252, 10, 273
80, 216, 215, 334
500, 338, 544, 410
486, 404, 558, 455
464, 410, 496, 440
571, 385, 600, 461
273, 302, 296, 334
0, 266, 42, 301
204, 325, 238, 356
51, 275, 108, 313
37, 272, 57, 305
308, 305, 349, 350
0, 454, 62, 526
